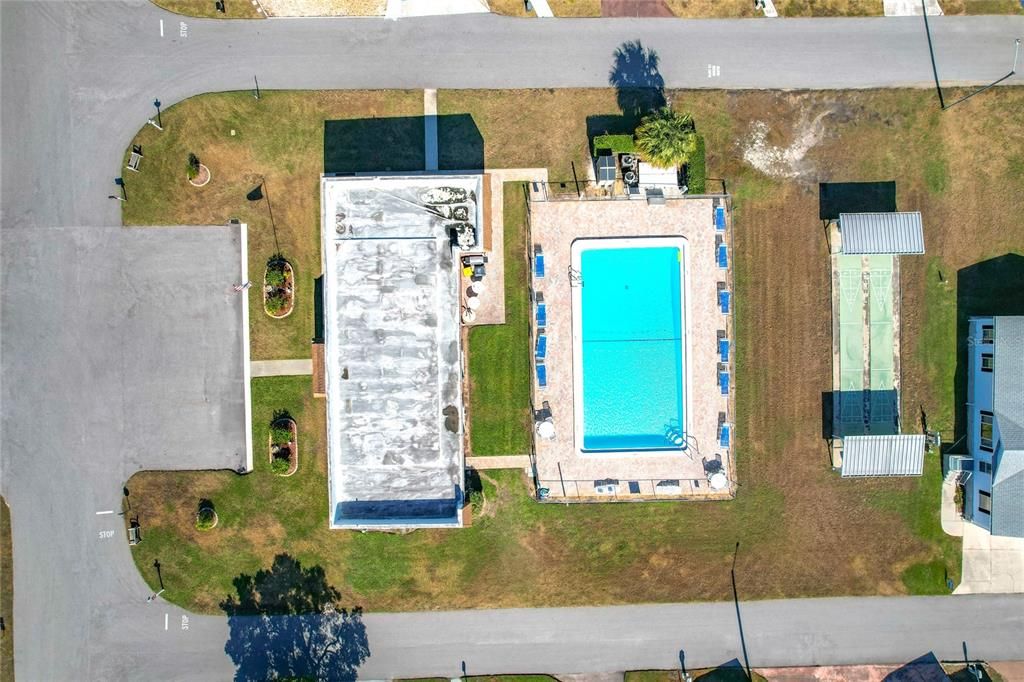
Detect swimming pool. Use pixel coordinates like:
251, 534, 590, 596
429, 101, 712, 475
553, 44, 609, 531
572, 237, 690, 452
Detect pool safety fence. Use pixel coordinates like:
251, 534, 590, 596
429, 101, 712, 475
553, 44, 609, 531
535, 475, 734, 502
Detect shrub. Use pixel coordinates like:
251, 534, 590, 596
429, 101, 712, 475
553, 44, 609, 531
271, 457, 291, 475
265, 293, 287, 314
195, 506, 217, 531
270, 422, 293, 445
592, 134, 636, 157
186, 153, 200, 180
686, 134, 706, 194
634, 106, 697, 169
265, 263, 287, 288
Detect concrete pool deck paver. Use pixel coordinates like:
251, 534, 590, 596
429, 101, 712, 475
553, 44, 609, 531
528, 196, 733, 499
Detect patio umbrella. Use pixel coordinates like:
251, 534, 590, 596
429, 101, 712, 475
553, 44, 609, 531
536, 420, 555, 440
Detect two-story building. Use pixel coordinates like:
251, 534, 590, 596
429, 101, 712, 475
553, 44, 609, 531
963, 316, 1024, 538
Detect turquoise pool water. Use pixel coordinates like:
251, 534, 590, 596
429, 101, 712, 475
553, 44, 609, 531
580, 245, 685, 451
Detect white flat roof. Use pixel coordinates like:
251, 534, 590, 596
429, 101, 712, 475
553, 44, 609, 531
322, 175, 479, 528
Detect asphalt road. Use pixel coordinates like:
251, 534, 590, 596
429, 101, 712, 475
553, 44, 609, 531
2, 2, 1024, 680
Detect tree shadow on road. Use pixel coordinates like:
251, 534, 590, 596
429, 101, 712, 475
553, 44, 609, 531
608, 39, 666, 120
221, 554, 369, 682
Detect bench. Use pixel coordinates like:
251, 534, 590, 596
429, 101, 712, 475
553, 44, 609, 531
126, 145, 143, 173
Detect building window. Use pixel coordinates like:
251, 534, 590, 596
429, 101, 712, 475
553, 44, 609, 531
981, 325, 994, 344
980, 411, 994, 452
978, 490, 992, 515
981, 353, 994, 372
979, 460, 992, 475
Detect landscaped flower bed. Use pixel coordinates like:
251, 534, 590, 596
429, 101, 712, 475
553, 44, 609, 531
264, 258, 294, 318
268, 416, 298, 476
195, 501, 218, 531
186, 153, 211, 187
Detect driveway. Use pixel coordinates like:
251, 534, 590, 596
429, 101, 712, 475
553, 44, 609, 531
2, 2, 1024, 680
955, 522, 1024, 595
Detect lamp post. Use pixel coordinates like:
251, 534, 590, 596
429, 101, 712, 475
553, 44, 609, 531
941, 38, 1021, 111
153, 98, 162, 128
114, 177, 126, 202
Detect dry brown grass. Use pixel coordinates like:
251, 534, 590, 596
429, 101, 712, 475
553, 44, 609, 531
548, 0, 602, 15
489, 0, 535, 15
1, 499, 12, 682
260, 0, 385, 15
663, 0, 757, 16
151, 0, 264, 18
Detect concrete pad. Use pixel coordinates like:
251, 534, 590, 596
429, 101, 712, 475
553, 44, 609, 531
955, 522, 1024, 594
251, 359, 313, 377
940, 479, 964, 537
531, 0, 554, 17
387, 0, 488, 17
884, 0, 942, 16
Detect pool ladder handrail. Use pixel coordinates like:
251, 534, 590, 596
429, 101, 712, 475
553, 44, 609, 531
568, 266, 584, 287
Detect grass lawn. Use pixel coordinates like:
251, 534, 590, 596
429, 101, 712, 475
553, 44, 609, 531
467, 183, 533, 455
1, 498, 12, 682
125, 86, 1024, 613
151, 0, 264, 18
121, 90, 424, 360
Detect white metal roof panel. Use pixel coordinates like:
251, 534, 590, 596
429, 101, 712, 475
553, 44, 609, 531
841, 434, 926, 477
839, 212, 925, 255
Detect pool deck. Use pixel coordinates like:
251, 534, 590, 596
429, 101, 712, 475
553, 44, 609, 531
528, 196, 734, 500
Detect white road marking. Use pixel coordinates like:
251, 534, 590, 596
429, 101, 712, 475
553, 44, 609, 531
159, 19, 164, 37
707, 64, 721, 78
164, 613, 169, 630
181, 615, 189, 630
179, 21, 188, 38
97, 530, 115, 539
95, 510, 114, 515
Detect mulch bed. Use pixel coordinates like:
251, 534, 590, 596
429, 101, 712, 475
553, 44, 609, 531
264, 260, 295, 318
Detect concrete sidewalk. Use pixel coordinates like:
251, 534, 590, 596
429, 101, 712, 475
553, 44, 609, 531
251, 359, 313, 377
466, 455, 531, 469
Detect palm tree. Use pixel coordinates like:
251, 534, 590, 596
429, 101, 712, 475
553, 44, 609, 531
634, 106, 697, 169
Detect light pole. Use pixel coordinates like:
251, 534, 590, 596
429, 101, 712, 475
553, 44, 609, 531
731, 542, 751, 681
153, 98, 162, 129
114, 177, 126, 202
941, 38, 1020, 110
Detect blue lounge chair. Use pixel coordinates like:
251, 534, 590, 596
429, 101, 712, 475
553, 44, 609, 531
535, 334, 547, 360
719, 289, 731, 314
718, 371, 730, 395
717, 243, 728, 269
536, 362, 547, 388
534, 245, 545, 279
535, 295, 547, 329
718, 338, 730, 363
719, 424, 731, 448
715, 205, 726, 232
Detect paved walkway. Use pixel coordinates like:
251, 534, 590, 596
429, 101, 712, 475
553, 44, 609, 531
251, 359, 313, 377
940, 478, 963, 536
465, 168, 548, 327
424, 88, 438, 171
531, 0, 554, 18
466, 455, 532, 469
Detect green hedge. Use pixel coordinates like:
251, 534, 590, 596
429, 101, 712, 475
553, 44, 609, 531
687, 134, 706, 194
592, 134, 635, 156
